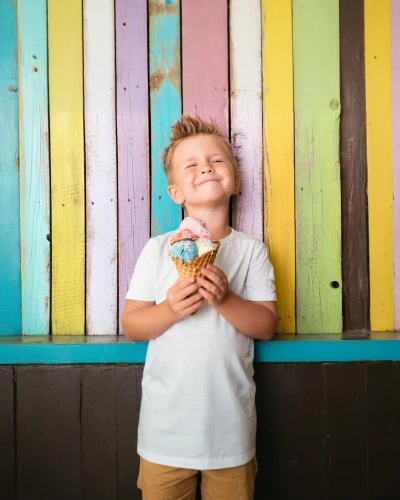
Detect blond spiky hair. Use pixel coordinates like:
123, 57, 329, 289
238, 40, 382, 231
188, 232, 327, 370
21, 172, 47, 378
162, 115, 239, 181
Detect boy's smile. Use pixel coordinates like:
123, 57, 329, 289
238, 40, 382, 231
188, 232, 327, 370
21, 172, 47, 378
167, 134, 240, 210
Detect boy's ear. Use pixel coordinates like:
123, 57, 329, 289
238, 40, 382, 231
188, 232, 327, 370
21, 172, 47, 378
232, 172, 241, 195
167, 183, 185, 206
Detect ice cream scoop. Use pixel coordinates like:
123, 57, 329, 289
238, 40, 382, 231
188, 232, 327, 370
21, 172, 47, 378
180, 217, 211, 239
196, 238, 218, 257
170, 239, 198, 263
170, 228, 197, 246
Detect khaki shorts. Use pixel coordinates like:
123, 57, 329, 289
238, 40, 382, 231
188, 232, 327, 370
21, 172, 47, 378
137, 456, 257, 500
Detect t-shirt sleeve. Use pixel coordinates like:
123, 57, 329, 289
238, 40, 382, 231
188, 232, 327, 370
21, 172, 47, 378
125, 238, 156, 302
244, 240, 277, 302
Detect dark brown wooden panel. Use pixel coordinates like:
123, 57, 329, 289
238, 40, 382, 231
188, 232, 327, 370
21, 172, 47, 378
339, 0, 369, 331
16, 366, 82, 500
115, 365, 142, 500
254, 363, 326, 499
82, 366, 117, 500
0, 367, 15, 500
367, 363, 400, 499
325, 363, 367, 499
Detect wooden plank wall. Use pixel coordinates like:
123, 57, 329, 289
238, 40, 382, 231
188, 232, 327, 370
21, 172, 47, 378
0, 0, 400, 335
2, 362, 400, 499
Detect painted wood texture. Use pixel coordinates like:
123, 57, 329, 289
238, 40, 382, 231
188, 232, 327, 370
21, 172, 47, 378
116, 0, 150, 329
365, 0, 395, 331
48, 0, 85, 335
392, 1, 400, 330
182, 0, 229, 136
230, 0, 263, 241
339, 0, 369, 331
149, 0, 182, 236
293, 0, 342, 333
18, 0, 50, 335
262, 0, 295, 334
0, 0, 21, 335
84, 0, 117, 336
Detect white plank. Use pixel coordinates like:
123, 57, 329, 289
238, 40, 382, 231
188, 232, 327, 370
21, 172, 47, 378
230, 0, 263, 240
83, 0, 117, 335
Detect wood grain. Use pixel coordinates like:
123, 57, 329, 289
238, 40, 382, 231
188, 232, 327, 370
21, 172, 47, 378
16, 366, 82, 499
18, 0, 50, 335
182, 0, 229, 136
116, 0, 150, 327
293, 0, 343, 333
0, 0, 21, 335
0, 367, 15, 499
392, 1, 400, 330
230, 0, 263, 241
339, 0, 369, 332
81, 367, 118, 499
48, 0, 85, 335
149, 0, 182, 236
325, 363, 368, 498
364, 0, 395, 331
84, 0, 117, 335
262, 0, 295, 333
116, 366, 143, 500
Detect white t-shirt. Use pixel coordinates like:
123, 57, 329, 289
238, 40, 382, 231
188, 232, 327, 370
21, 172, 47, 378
125, 228, 276, 470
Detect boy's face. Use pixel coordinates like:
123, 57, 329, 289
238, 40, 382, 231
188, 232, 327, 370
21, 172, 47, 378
167, 134, 240, 209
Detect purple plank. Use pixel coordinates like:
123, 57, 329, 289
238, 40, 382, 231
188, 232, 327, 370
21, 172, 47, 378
392, 1, 400, 330
116, 0, 150, 333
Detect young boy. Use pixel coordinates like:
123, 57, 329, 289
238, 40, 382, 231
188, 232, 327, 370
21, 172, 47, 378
122, 115, 277, 500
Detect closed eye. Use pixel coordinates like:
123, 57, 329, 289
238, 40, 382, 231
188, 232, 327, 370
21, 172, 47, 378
185, 163, 196, 168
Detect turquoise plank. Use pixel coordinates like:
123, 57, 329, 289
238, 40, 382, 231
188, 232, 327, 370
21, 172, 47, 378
0, 0, 21, 335
2, 334, 400, 364
149, 0, 182, 236
18, 0, 50, 335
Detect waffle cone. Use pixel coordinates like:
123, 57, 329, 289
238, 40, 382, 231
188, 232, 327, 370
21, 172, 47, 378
171, 241, 220, 281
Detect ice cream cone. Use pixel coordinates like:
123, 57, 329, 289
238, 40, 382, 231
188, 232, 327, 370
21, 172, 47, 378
172, 241, 220, 314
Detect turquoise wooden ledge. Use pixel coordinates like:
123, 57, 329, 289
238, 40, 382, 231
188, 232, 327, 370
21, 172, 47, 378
1, 333, 400, 364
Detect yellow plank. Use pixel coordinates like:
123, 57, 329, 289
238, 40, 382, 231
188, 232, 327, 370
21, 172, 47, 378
262, 0, 295, 333
365, 0, 394, 331
48, 0, 85, 334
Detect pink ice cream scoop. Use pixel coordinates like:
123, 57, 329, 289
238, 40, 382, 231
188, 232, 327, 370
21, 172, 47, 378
179, 217, 211, 239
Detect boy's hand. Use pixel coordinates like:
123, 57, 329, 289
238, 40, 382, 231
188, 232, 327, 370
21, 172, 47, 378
166, 278, 204, 319
198, 264, 229, 308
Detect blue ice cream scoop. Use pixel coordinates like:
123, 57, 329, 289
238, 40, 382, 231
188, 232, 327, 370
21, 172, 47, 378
170, 239, 198, 263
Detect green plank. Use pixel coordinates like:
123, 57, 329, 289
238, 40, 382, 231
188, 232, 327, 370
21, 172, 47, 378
18, 0, 50, 335
293, 0, 342, 333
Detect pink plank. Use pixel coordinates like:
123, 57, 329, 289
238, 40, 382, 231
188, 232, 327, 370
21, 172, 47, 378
392, 0, 400, 329
182, 0, 229, 136
116, 0, 150, 333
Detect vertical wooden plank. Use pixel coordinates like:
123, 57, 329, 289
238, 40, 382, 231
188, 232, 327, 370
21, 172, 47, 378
392, 1, 400, 330
116, 0, 150, 327
339, 0, 369, 332
48, 0, 85, 335
116, 365, 143, 500
365, 0, 395, 331
182, 0, 229, 136
367, 363, 400, 498
230, 0, 263, 241
254, 363, 326, 499
0, 0, 21, 335
325, 363, 368, 499
0, 367, 15, 499
82, 367, 117, 499
149, 0, 182, 236
84, 0, 118, 335
293, 0, 342, 334
262, 0, 295, 333
18, 0, 50, 335
16, 366, 82, 499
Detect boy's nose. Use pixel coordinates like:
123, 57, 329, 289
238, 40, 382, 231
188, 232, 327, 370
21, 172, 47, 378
200, 164, 214, 174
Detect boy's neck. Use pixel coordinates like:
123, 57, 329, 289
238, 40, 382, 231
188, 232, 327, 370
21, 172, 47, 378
186, 205, 231, 241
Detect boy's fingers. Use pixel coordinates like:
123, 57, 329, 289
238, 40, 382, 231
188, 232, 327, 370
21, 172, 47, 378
205, 264, 225, 277
172, 278, 196, 292
175, 282, 201, 302
181, 293, 203, 312
198, 278, 219, 296
200, 269, 225, 288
